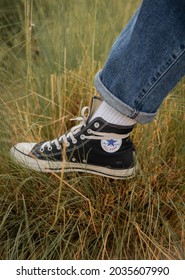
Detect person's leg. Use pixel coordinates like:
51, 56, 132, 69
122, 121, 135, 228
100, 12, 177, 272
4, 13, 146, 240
95, 0, 185, 123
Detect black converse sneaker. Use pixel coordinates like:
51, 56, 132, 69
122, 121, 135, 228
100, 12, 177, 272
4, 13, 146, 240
10, 97, 138, 179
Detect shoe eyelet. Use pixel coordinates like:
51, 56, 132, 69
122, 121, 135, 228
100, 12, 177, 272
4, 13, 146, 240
57, 145, 61, 150
94, 122, 100, 128
72, 157, 76, 162
40, 148, 44, 152
48, 146, 52, 151
82, 159, 86, 163
72, 139, 77, 144
80, 134, 85, 140
66, 141, 70, 147
87, 129, 92, 134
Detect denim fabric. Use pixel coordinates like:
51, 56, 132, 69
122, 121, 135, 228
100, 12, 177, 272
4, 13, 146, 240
94, 0, 185, 123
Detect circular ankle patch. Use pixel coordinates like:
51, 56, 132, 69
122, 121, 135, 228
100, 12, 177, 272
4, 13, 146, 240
101, 139, 122, 153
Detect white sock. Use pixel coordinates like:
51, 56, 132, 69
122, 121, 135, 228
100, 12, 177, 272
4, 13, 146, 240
90, 101, 137, 126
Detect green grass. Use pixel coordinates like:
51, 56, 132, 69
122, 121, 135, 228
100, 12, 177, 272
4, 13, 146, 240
0, 0, 184, 260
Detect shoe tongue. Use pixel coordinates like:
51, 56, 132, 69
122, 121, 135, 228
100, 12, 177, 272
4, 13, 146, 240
87, 96, 102, 122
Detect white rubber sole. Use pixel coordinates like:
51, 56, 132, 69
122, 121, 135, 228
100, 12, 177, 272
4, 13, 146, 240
10, 144, 137, 179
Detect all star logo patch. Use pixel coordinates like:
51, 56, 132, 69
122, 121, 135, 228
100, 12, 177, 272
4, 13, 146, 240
101, 139, 122, 153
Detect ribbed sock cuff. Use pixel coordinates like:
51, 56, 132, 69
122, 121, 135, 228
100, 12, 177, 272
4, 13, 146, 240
90, 101, 137, 126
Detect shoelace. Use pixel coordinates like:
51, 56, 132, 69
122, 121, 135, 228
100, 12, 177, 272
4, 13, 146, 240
40, 106, 130, 152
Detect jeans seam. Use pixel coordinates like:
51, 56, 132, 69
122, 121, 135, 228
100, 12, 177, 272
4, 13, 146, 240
135, 46, 185, 109
129, 110, 139, 118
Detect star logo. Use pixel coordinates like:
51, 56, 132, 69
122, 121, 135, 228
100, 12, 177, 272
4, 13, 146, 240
101, 139, 122, 153
107, 139, 117, 146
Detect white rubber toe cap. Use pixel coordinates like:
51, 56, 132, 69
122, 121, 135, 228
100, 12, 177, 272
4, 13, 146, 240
10, 142, 37, 156
10, 142, 44, 171
10, 143, 37, 166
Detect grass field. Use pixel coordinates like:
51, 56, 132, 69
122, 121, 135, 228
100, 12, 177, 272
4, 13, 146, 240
0, 0, 184, 260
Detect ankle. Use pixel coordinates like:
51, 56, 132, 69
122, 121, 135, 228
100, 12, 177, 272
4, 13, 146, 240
90, 100, 137, 126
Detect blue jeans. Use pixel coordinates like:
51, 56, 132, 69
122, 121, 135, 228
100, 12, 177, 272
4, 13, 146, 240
94, 0, 185, 123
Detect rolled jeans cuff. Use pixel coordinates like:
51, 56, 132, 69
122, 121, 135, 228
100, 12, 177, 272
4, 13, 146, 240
94, 70, 157, 124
